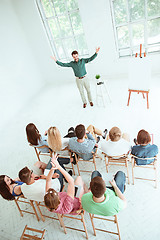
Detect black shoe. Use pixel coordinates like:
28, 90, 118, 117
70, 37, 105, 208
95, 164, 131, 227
96, 136, 100, 143
64, 170, 73, 182
102, 129, 108, 139
64, 127, 76, 138
71, 155, 77, 165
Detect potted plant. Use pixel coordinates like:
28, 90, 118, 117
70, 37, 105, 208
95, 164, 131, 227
95, 74, 104, 85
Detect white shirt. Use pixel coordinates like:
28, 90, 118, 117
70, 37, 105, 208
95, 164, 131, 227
100, 138, 131, 156
21, 179, 60, 202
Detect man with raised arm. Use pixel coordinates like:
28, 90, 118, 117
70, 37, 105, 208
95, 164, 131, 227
51, 47, 100, 108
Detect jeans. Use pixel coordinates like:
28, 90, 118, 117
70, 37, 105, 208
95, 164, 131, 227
91, 170, 126, 193
46, 157, 70, 191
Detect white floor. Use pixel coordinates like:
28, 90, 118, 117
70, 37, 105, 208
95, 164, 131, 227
1, 77, 160, 240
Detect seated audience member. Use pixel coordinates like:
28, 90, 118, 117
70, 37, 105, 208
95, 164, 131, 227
0, 175, 23, 200
44, 154, 87, 215
19, 161, 65, 202
131, 129, 158, 165
100, 127, 131, 156
69, 124, 107, 161
48, 126, 70, 155
81, 170, 127, 216
26, 123, 49, 153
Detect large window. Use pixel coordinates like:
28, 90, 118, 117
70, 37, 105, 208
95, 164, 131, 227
36, 0, 89, 60
110, 0, 160, 57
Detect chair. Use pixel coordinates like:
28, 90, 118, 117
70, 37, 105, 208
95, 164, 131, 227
102, 153, 130, 184
29, 144, 52, 161
14, 196, 40, 221
59, 209, 88, 239
20, 225, 46, 240
131, 154, 157, 188
72, 148, 102, 175
89, 213, 121, 240
35, 186, 65, 222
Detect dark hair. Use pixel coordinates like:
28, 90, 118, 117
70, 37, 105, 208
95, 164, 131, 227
90, 176, 106, 198
109, 127, 121, 142
71, 50, 78, 56
26, 123, 41, 145
75, 124, 85, 139
19, 167, 31, 184
137, 129, 151, 145
44, 188, 60, 211
0, 175, 15, 200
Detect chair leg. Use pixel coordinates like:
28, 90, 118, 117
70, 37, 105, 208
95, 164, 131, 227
154, 162, 157, 189
81, 213, 88, 239
93, 157, 96, 171
105, 156, 109, 173
132, 159, 135, 185
126, 160, 130, 184
59, 215, 67, 234
89, 213, 96, 236
35, 202, 45, 222
76, 161, 81, 176
127, 90, 131, 106
115, 215, 121, 240
30, 200, 40, 221
20, 225, 28, 240
71, 163, 76, 175
34, 147, 41, 161
14, 199, 23, 217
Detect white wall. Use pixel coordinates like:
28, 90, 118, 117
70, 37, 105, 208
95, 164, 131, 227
78, 0, 160, 78
0, 0, 45, 129
11, 0, 160, 83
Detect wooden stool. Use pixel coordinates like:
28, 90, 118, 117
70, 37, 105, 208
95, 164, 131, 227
102, 153, 130, 184
96, 80, 111, 107
20, 225, 45, 240
89, 214, 121, 240
14, 196, 40, 221
127, 89, 149, 109
131, 154, 157, 188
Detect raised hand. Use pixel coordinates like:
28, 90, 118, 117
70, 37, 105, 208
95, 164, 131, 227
96, 47, 100, 54
51, 153, 60, 170
110, 179, 117, 188
50, 55, 57, 61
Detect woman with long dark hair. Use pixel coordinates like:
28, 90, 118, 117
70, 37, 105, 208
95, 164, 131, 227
26, 123, 49, 153
0, 175, 23, 200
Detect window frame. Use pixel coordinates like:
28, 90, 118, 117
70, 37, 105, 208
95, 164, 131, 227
110, 0, 160, 58
36, 0, 89, 61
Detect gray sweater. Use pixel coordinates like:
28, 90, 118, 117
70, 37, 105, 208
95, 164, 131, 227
69, 133, 96, 160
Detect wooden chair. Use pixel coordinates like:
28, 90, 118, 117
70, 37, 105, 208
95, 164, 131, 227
131, 154, 157, 188
35, 186, 65, 222
20, 225, 45, 240
29, 144, 52, 161
14, 196, 40, 221
59, 209, 88, 239
102, 153, 130, 184
72, 148, 102, 175
89, 213, 121, 240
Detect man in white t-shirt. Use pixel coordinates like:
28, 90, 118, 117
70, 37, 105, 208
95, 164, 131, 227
19, 167, 60, 202
100, 127, 131, 156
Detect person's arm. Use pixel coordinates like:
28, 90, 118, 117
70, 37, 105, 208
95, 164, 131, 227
110, 179, 127, 208
45, 168, 56, 192
83, 47, 100, 63
51, 153, 75, 199
51, 56, 72, 67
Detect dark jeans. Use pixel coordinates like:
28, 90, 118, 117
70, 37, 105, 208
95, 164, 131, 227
91, 170, 126, 193
46, 157, 70, 191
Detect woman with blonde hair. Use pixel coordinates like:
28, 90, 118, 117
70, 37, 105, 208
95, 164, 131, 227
48, 127, 63, 153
